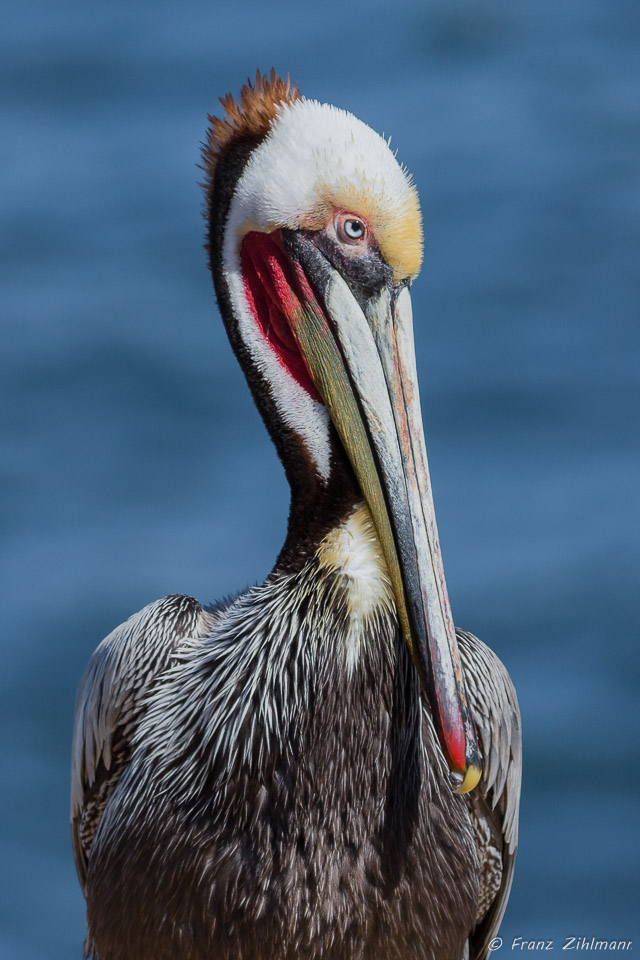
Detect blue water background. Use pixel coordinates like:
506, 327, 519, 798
2, 0, 639, 955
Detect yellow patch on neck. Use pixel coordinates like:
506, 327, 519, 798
316, 503, 396, 674
317, 502, 395, 618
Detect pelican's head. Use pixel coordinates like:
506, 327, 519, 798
203, 71, 481, 794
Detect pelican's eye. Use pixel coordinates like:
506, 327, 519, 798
335, 214, 367, 245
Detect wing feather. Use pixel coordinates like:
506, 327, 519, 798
456, 629, 522, 960
70, 594, 212, 891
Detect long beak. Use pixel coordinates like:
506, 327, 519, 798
246, 230, 481, 793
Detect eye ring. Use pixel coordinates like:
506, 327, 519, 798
336, 215, 367, 245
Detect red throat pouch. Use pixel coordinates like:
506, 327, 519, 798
240, 231, 322, 404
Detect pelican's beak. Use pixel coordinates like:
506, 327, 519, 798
244, 229, 481, 793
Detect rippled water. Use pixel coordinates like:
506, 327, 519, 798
2, 0, 639, 955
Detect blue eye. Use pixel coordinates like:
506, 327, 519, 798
335, 214, 368, 246
343, 218, 365, 240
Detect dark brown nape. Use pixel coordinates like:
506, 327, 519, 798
202, 72, 362, 574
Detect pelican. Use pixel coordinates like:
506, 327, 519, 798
71, 71, 521, 960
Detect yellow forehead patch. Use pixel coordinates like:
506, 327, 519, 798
300, 180, 423, 282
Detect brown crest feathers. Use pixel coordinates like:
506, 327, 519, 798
201, 69, 301, 208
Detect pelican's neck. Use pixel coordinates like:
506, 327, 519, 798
275, 441, 364, 572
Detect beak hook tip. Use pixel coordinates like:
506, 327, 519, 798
451, 763, 482, 795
